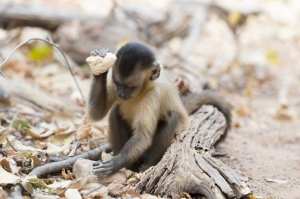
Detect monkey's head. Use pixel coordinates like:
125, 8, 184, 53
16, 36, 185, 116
112, 42, 161, 100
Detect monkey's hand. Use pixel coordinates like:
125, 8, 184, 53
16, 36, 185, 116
93, 155, 124, 176
86, 48, 117, 76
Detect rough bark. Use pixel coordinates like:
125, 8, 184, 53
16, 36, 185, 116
135, 105, 251, 199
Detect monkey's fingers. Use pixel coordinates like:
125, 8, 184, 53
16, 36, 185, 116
91, 48, 109, 57
93, 167, 113, 176
93, 162, 115, 175
93, 159, 113, 169
86, 52, 117, 76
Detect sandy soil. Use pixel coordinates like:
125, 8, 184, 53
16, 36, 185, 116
218, 95, 300, 199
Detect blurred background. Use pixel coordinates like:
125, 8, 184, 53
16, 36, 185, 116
0, 0, 300, 198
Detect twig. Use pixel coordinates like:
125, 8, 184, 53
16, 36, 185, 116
68, 141, 82, 157
6, 137, 17, 152
29, 143, 109, 177
83, 185, 103, 198
0, 37, 86, 104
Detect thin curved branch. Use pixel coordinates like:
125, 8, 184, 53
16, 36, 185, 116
0, 37, 86, 104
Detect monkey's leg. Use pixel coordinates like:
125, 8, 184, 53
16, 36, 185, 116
142, 111, 181, 170
108, 105, 132, 155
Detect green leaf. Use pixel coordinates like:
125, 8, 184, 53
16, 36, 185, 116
27, 45, 53, 61
9, 117, 30, 130
24, 174, 49, 189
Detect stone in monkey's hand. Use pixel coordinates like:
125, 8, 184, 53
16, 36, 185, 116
86, 48, 117, 75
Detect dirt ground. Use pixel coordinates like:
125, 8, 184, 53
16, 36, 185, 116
212, 1, 300, 198
218, 95, 300, 199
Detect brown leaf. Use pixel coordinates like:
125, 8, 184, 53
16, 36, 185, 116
107, 181, 127, 197
0, 166, 21, 185
62, 168, 73, 180
27, 127, 54, 139
76, 124, 91, 140
274, 104, 294, 120
29, 155, 42, 168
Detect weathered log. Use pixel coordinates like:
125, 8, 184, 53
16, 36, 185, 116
135, 105, 251, 199
0, 76, 84, 116
0, 5, 103, 31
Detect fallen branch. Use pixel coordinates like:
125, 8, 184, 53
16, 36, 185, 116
0, 76, 83, 116
0, 5, 103, 30
135, 105, 251, 199
29, 143, 109, 177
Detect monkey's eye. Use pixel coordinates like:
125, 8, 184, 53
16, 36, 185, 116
125, 85, 136, 90
114, 81, 120, 86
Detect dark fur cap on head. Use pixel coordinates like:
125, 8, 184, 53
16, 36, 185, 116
115, 42, 155, 78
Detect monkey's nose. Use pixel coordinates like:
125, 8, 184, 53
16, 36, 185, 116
118, 94, 129, 100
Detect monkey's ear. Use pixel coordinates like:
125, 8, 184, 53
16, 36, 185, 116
150, 61, 161, 81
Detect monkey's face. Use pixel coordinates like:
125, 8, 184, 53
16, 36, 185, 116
114, 80, 142, 100
112, 72, 144, 100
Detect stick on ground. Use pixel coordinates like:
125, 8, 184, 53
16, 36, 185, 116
29, 143, 109, 177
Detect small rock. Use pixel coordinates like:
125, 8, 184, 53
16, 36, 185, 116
73, 158, 97, 182
73, 158, 127, 185
65, 188, 82, 199
107, 181, 127, 197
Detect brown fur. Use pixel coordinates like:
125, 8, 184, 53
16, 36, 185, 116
89, 43, 189, 175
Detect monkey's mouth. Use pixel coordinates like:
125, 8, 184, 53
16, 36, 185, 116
118, 95, 131, 100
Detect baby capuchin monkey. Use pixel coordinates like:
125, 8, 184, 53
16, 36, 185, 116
88, 42, 231, 176
88, 42, 189, 176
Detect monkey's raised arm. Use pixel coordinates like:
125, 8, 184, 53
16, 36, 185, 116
88, 73, 109, 121
87, 49, 116, 121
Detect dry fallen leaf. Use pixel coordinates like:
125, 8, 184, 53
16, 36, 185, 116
0, 165, 21, 185
27, 126, 54, 139
107, 181, 127, 197
141, 193, 160, 199
62, 168, 74, 180
76, 124, 92, 140
273, 104, 294, 120
265, 178, 288, 185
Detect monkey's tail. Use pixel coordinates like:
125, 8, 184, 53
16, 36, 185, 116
183, 90, 231, 132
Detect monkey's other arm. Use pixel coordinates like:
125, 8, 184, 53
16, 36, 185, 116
93, 127, 153, 175
94, 102, 159, 175
87, 49, 116, 121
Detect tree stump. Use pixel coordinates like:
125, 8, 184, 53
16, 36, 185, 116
135, 105, 251, 199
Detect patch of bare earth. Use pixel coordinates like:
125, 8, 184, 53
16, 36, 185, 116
218, 95, 300, 199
